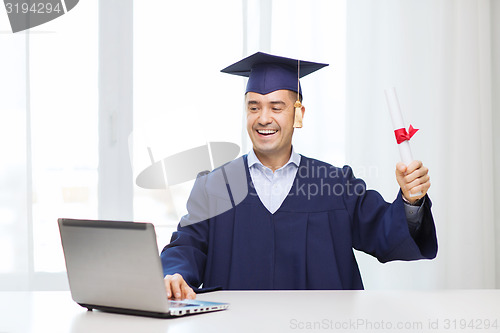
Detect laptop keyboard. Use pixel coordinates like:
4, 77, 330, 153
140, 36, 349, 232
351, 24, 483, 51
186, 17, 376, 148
169, 301, 198, 308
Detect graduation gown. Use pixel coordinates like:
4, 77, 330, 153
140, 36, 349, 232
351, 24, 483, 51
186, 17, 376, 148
160, 155, 437, 291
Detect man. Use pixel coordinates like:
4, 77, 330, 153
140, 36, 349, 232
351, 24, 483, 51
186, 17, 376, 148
161, 52, 437, 300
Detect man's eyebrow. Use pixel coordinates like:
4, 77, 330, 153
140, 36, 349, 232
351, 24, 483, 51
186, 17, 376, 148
246, 100, 286, 105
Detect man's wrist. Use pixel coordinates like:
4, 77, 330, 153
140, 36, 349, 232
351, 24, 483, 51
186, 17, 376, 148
402, 195, 424, 206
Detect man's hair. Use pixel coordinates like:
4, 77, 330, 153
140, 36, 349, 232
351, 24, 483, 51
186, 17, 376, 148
243, 90, 303, 104
288, 90, 303, 103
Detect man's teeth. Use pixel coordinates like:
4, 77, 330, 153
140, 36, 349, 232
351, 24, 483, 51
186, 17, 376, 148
257, 129, 277, 135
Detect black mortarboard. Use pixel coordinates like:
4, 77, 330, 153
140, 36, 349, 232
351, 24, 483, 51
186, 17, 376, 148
220, 52, 328, 97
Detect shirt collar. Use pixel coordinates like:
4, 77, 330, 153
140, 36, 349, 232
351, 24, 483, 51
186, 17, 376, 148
247, 147, 301, 170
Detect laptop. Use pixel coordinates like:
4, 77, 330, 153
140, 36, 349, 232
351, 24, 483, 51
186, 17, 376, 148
58, 218, 229, 318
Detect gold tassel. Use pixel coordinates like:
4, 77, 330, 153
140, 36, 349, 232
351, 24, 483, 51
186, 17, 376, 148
293, 59, 303, 128
293, 100, 303, 128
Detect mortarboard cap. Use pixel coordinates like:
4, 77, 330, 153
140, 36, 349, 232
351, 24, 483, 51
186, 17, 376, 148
220, 52, 328, 97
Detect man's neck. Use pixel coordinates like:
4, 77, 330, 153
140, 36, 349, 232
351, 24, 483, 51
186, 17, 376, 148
253, 147, 292, 172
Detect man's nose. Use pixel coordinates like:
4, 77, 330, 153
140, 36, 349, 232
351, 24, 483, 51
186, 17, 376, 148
258, 108, 273, 125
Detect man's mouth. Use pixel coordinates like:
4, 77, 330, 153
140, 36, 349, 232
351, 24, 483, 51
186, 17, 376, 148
257, 129, 278, 136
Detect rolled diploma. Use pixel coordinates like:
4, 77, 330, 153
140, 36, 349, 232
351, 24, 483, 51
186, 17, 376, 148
384, 87, 421, 197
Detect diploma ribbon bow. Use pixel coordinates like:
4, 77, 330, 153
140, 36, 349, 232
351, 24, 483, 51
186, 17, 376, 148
394, 125, 419, 144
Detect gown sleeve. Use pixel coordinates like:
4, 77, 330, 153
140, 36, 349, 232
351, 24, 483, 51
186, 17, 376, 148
160, 174, 211, 292
340, 165, 437, 262
160, 158, 246, 292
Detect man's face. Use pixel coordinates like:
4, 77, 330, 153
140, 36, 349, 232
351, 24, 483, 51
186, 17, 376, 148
245, 90, 298, 160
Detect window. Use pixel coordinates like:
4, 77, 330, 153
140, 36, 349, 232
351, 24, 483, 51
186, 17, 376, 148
133, 0, 244, 247
0, 0, 98, 289
30, 2, 98, 274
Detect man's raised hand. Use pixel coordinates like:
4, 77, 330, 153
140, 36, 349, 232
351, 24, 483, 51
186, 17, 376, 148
395, 160, 430, 204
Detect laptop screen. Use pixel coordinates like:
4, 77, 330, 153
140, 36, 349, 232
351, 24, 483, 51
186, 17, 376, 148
58, 218, 170, 313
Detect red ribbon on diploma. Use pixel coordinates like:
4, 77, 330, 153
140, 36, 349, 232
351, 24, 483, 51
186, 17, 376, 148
394, 125, 419, 144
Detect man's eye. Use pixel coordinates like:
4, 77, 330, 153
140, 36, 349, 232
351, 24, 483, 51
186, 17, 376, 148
249, 107, 258, 112
272, 108, 282, 112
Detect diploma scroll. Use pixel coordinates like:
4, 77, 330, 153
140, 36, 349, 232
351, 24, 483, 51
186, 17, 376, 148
384, 87, 421, 197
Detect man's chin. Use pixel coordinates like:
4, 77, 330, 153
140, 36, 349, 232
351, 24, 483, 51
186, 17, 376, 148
253, 147, 274, 156
253, 141, 277, 152
253, 145, 287, 158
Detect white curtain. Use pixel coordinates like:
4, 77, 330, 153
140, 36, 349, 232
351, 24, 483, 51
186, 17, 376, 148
346, 0, 499, 289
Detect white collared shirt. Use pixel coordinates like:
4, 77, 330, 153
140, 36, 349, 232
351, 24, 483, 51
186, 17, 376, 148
247, 148, 301, 214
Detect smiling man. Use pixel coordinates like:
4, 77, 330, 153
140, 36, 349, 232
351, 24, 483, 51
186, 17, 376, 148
160, 52, 437, 300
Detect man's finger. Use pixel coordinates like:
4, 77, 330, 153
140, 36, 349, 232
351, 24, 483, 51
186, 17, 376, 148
396, 162, 407, 175
405, 174, 430, 193
408, 180, 431, 197
404, 166, 428, 184
182, 283, 196, 300
406, 160, 423, 174
164, 276, 172, 299
169, 274, 184, 299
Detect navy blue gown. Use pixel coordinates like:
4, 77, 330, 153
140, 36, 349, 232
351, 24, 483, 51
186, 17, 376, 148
160, 155, 437, 291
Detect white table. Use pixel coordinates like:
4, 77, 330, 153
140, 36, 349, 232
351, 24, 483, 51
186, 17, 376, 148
1, 290, 499, 333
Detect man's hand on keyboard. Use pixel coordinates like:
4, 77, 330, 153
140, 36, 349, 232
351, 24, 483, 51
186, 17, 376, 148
164, 273, 196, 300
